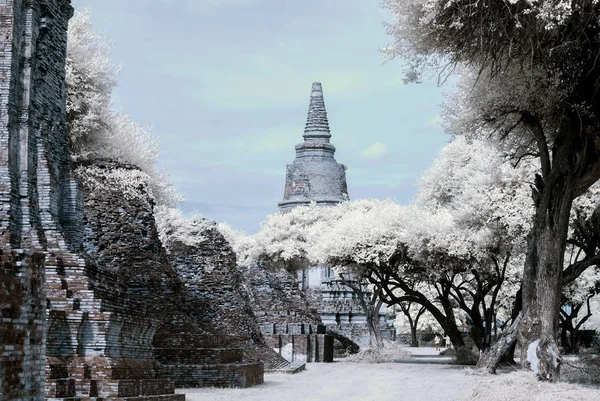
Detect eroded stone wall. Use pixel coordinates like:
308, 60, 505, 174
78, 161, 267, 388
163, 223, 285, 370
0, 2, 74, 400
244, 262, 321, 325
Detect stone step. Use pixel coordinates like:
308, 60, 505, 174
163, 361, 264, 388
266, 361, 306, 374
45, 378, 76, 398
264, 359, 291, 371
88, 378, 175, 398
46, 396, 185, 401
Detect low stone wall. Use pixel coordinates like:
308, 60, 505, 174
154, 333, 264, 388
260, 323, 333, 363
163, 362, 264, 389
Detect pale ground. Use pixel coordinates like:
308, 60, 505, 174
177, 347, 600, 401
177, 361, 477, 401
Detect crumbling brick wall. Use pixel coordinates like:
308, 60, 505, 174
78, 161, 267, 388
0, 1, 184, 398
243, 262, 322, 325
163, 223, 287, 369
0, 2, 74, 400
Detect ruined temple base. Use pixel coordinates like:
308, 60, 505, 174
163, 361, 264, 388
46, 396, 185, 401
154, 334, 265, 388
261, 324, 334, 363
45, 357, 184, 400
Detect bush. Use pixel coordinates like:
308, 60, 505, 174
344, 340, 411, 363
446, 346, 480, 365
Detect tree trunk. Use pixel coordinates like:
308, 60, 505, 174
442, 319, 465, 350
363, 297, 384, 348
410, 327, 419, 347
400, 302, 424, 347
476, 314, 520, 373
516, 151, 576, 381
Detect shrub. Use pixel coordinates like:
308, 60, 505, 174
453, 346, 480, 365
344, 340, 411, 363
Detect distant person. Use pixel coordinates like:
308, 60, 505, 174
434, 334, 441, 351
444, 334, 452, 349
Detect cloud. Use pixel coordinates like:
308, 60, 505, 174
360, 142, 387, 159
163, 50, 406, 111
156, 0, 262, 11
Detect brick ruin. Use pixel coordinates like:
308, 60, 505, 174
0, 1, 186, 399
75, 160, 269, 390
242, 262, 333, 363
158, 215, 289, 381
0, 1, 274, 399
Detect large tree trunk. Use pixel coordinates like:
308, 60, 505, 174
516, 139, 577, 381
440, 318, 465, 350
410, 327, 419, 347
400, 302, 425, 347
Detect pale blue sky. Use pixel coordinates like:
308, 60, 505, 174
71, 0, 450, 233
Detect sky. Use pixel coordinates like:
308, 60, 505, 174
70, 0, 451, 233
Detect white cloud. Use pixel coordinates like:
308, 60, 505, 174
360, 142, 387, 159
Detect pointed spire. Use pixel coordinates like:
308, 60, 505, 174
303, 82, 331, 140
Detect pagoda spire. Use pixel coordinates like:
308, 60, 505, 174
303, 82, 331, 141
278, 82, 349, 211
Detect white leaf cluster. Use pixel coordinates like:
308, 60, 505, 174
562, 265, 599, 305
416, 136, 534, 262
76, 165, 152, 202
394, 309, 441, 334
66, 9, 116, 144
67, 10, 182, 207
154, 206, 216, 253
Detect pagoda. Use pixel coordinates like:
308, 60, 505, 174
273, 83, 395, 350
278, 82, 349, 211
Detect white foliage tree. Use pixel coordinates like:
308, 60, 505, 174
383, 0, 600, 380
67, 9, 182, 207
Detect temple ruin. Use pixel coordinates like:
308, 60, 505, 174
0, 2, 273, 399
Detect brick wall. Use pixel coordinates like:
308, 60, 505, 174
164, 225, 286, 370
0, 2, 73, 400
0, 251, 46, 401
244, 261, 321, 325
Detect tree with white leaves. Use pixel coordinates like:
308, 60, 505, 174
560, 266, 599, 353
414, 136, 531, 353
67, 9, 181, 206
383, 0, 600, 380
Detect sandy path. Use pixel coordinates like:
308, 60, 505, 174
178, 361, 479, 401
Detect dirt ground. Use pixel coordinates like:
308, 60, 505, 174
178, 361, 477, 401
